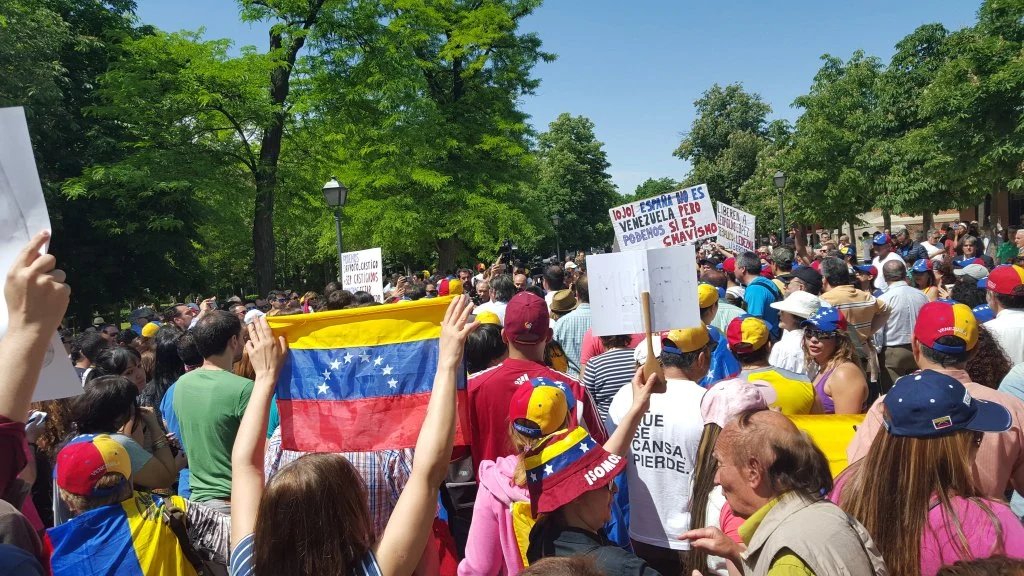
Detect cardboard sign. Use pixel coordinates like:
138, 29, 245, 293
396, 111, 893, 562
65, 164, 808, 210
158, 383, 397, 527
586, 244, 702, 337
0, 107, 82, 401
341, 247, 384, 302
608, 184, 718, 251
716, 202, 756, 253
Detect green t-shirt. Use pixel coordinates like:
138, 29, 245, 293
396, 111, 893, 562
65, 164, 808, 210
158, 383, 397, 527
172, 368, 253, 502
997, 241, 1019, 264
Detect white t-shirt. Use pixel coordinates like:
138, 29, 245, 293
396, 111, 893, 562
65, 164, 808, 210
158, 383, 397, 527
872, 251, 906, 291
473, 300, 508, 325
986, 309, 1024, 365
769, 328, 808, 375
607, 378, 705, 550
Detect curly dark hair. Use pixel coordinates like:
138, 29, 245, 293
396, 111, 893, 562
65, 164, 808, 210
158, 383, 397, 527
965, 325, 1013, 389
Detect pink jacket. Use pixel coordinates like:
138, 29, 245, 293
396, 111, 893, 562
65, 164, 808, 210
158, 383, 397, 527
457, 456, 529, 576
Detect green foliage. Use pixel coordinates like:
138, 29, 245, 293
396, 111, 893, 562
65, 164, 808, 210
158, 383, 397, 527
674, 83, 772, 205
310, 0, 553, 271
535, 113, 619, 252
624, 177, 680, 204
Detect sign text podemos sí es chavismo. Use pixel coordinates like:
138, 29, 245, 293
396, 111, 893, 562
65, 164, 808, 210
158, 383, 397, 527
609, 184, 718, 251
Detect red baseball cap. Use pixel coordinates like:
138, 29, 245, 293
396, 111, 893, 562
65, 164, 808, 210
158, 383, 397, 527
913, 301, 978, 353
503, 292, 550, 345
721, 257, 736, 274
56, 435, 133, 497
986, 265, 1024, 296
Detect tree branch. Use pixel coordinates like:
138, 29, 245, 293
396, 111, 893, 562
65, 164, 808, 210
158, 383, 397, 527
206, 104, 259, 168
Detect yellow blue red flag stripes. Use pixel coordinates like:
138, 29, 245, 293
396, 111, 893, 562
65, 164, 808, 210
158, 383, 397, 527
267, 297, 469, 452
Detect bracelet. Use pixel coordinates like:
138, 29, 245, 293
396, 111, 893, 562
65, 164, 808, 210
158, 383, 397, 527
152, 440, 169, 451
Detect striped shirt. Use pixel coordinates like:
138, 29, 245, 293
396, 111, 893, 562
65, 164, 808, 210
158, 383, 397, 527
229, 533, 382, 576
553, 304, 592, 377
819, 285, 888, 344
582, 348, 636, 421
264, 427, 413, 540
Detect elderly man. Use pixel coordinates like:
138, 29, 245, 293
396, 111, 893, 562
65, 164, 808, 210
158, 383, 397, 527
683, 410, 884, 575
892, 225, 928, 264
874, 260, 928, 392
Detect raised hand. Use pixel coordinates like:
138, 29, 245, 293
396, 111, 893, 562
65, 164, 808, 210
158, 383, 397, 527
438, 295, 478, 368
4, 231, 69, 335
246, 316, 288, 383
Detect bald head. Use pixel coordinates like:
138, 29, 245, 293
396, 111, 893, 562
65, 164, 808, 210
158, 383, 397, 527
882, 260, 907, 283
721, 409, 832, 499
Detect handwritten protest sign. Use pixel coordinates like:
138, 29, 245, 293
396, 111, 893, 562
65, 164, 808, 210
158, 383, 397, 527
342, 247, 384, 302
716, 202, 756, 253
608, 184, 718, 251
0, 107, 81, 401
586, 244, 701, 337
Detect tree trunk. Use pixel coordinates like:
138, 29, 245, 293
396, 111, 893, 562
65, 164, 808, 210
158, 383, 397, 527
437, 237, 463, 275
922, 211, 934, 231
882, 210, 892, 232
847, 218, 855, 242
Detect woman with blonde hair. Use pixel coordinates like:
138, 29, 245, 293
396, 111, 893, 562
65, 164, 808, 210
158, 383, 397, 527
801, 306, 867, 414
834, 370, 1024, 574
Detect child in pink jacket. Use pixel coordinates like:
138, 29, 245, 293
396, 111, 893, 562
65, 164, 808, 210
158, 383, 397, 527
458, 455, 530, 576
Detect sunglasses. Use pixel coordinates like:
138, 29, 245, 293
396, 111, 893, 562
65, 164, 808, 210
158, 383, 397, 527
276, 298, 288, 303
804, 328, 839, 340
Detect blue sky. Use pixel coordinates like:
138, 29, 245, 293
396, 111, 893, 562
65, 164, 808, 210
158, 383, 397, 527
136, 0, 979, 195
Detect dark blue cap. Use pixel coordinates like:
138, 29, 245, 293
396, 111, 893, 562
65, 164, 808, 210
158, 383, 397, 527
883, 370, 1011, 438
911, 259, 932, 273
972, 304, 995, 323
872, 233, 890, 246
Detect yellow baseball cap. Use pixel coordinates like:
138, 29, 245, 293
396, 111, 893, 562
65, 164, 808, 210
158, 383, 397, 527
698, 284, 720, 309
663, 326, 710, 354
475, 311, 502, 326
727, 315, 770, 352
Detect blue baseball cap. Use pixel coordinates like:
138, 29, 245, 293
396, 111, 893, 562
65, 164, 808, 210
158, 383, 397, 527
883, 370, 1011, 438
853, 264, 876, 276
953, 257, 985, 268
911, 259, 932, 273
972, 304, 995, 323
872, 233, 891, 246
801, 305, 847, 333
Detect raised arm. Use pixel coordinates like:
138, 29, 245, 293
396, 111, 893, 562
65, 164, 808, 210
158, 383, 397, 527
375, 296, 478, 576
0, 231, 70, 422
603, 366, 657, 457
230, 317, 288, 549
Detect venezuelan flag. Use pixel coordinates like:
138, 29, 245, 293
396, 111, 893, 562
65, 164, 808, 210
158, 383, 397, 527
45, 492, 198, 576
267, 297, 468, 453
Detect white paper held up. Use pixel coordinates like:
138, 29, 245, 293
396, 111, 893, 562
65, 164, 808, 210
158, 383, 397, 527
0, 107, 81, 401
586, 244, 701, 337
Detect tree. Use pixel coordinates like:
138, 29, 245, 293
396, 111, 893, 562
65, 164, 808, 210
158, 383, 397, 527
311, 0, 553, 271
783, 52, 885, 230
920, 0, 1024, 203
674, 83, 772, 205
535, 113, 619, 252
625, 177, 680, 203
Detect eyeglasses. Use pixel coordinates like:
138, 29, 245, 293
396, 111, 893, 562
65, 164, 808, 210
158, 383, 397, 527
803, 328, 839, 340
276, 298, 288, 303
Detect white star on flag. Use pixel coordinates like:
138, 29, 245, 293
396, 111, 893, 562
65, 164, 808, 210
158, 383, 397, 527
544, 464, 554, 476
343, 353, 354, 364
359, 352, 371, 363
388, 378, 398, 388
317, 382, 329, 395
579, 442, 589, 453
382, 365, 393, 375
330, 359, 341, 370
374, 356, 384, 366
322, 369, 331, 379
529, 472, 538, 482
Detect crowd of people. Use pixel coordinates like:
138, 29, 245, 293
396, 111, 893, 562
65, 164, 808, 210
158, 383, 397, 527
2, 220, 1024, 575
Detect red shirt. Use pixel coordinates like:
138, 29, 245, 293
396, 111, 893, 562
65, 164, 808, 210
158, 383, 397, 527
467, 358, 608, 468
0, 417, 27, 501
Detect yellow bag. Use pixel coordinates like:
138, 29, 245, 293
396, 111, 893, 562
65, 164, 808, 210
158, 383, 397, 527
511, 501, 536, 567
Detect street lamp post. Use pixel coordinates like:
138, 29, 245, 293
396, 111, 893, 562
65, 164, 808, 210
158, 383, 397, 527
551, 214, 561, 260
773, 171, 787, 244
322, 176, 349, 282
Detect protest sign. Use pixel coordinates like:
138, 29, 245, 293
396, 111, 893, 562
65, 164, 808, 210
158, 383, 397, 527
586, 244, 701, 337
0, 107, 81, 401
342, 247, 384, 302
608, 184, 718, 251
716, 202, 756, 253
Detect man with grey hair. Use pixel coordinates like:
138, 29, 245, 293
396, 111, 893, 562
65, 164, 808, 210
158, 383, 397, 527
957, 234, 995, 268
874, 260, 928, 392
893, 225, 928, 264
771, 246, 796, 290
920, 229, 944, 258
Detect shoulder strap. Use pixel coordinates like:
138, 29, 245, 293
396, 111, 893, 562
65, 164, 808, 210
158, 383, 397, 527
163, 505, 209, 576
